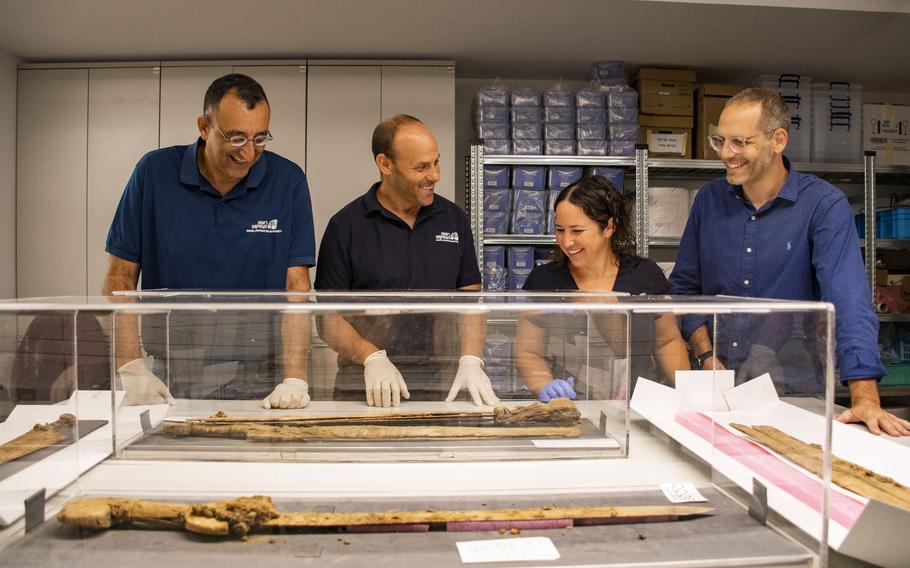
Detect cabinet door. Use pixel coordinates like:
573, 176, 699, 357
159, 66, 231, 148
87, 67, 160, 296
306, 66, 381, 254
381, 65, 456, 201
17, 69, 88, 297
233, 65, 307, 170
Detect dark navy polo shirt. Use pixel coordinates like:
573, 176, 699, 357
106, 139, 316, 290
314, 183, 481, 290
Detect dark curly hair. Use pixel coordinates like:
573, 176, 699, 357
551, 175, 639, 268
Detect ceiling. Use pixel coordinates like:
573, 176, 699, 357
1, 0, 909, 90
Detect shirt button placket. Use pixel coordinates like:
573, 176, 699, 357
742, 212, 758, 296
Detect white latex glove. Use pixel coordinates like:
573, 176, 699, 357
363, 350, 410, 407
117, 357, 176, 406
735, 344, 783, 382
446, 355, 500, 406
262, 378, 310, 409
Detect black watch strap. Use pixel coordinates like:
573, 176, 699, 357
696, 350, 714, 368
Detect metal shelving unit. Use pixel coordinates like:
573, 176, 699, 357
468, 145, 910, 397
468, 143, 639, 268
468, 145, 910, 287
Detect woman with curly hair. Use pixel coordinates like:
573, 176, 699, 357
515, 175, 690, 401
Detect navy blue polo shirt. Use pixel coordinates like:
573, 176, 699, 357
106, 140, 316, 290
314, 183, 481, 290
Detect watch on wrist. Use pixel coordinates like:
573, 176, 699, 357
696, 350, 714, 368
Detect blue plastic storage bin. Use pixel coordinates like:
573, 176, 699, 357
512, 166, 547, 190
483, 166, 510, 188
547, 166, 583, 190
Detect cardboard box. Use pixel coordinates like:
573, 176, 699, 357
639, 114, 693, 158
695, 84, 750, 159
864, 103, 910, 166
634, 68, 696, 116
638, 93, 693, 116
634, 68, 697, 83
636, 78, 694, 98
876, 267, 889, 286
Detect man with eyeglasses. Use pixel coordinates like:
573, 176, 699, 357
103, 73, 315, 409
670, 87, 910, 437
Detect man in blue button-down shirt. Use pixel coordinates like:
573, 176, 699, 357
670, 87, 910, 437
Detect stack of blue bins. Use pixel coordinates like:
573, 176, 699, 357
575, 88, 607, 156
511, 89, 543, 155
483, 245, 507, 291
591, 61, 638, 157
483, 165, 511, 235
508, 246, 536, 290
543, 86, 575, 156
511, 166, 547, 235
547, 166, 583, 233
607, 87, 639, 157
483, 332, 513, 393
475, 86, 510, 155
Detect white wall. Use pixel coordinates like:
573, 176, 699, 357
0, 49, 17, 300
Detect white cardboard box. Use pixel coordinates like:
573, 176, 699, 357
863, 103, 910, 166
631, 373, 910, 568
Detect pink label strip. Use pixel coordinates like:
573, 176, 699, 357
676, 412, 864, 529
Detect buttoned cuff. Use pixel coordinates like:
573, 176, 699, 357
837, 348, 886, 383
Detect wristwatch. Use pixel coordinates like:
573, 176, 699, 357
695, 350, 714, 368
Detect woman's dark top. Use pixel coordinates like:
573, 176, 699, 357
522, 257, 674, 391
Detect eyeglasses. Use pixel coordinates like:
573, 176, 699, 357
707, 129, 776, 154
208, 118, 273, 147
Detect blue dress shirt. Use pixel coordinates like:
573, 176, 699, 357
669, 157, 884, 383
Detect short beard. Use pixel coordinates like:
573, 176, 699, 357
726, 145, 775, 186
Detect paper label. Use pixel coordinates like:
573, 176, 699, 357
532, 438, 620, 449
456, 537, 560, 563
660, 482, 708, 503
648, 131, 687, 155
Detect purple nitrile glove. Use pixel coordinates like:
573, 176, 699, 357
538, 376, 576, 402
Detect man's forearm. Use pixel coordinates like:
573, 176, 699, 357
458, 312, 486, 358
282, 267, 311, 379
317, 315, 380, 365
688, 324, 713, 358
104, 255, 142, 367
848, 378, 881, 407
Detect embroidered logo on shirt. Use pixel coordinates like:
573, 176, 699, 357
786, 241, 792, 251
435, 231, 459, 243
246, 219, 282, 233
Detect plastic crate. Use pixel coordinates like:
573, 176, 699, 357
900, 337, 910, 362
893, 208, 910, 238
882, 364, 910, 386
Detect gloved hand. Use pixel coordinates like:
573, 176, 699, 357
364, 350, 410, 407
735, 344, 783, 382
445, 355, 500, 406
117, 357, 176, 406
262, 378, 310, 409
538, 376, 576, 402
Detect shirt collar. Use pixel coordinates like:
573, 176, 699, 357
179, 138, 268, 198
724, 154, 798, 204
363, 182, 443, 223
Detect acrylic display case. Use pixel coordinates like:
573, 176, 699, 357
1, 292, 905, 567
